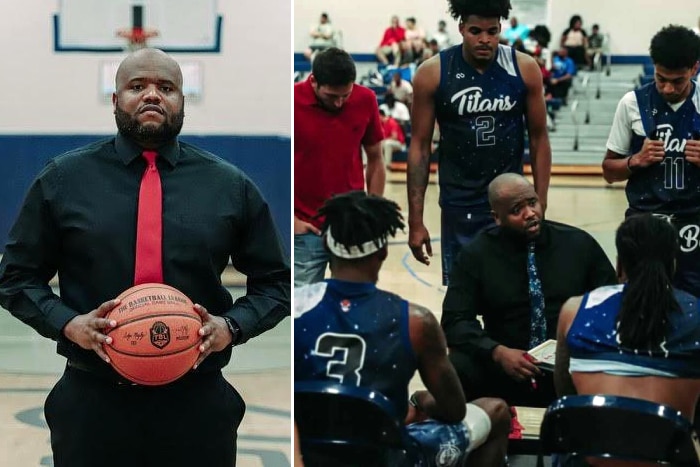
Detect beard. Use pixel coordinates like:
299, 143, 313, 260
114, 103, 185, 146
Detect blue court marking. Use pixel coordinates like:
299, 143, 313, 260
393, 236, 447, 293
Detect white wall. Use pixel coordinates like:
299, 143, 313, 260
295, 0, 700, 57
0, 0, 291, 135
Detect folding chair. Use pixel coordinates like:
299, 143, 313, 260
295, 381, 417, 467
537, 394, 700, 467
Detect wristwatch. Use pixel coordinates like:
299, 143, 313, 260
222, 316, 241, 346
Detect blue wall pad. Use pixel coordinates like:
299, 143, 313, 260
0, 134, 290, 254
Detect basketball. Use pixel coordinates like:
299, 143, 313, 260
104, 283, 202, 386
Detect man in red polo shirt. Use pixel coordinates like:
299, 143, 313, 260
376, 16, 406, 66
294, 47, 385, 286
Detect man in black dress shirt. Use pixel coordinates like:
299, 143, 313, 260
0, 48, 290, 467
442, 173, 616, 407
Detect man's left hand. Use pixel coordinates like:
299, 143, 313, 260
192, 304, 233, 369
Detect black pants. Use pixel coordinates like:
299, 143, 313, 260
449, 349, 557, 407
45, 365, 245, 467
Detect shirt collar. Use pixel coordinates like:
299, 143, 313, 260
114, 132, 180, 167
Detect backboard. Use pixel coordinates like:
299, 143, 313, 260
55, 0, 222, 52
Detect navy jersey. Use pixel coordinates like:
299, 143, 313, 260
567, 284, 700, 377
627, 82, 700, 214
294, 279, 417, 419
435, 44, 527, 209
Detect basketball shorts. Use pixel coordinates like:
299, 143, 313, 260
406, 403, 491, 466
440, 207, 494, 286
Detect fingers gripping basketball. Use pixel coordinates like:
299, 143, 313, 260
104, 283, 202, 385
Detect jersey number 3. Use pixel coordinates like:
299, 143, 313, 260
475, 116, 496, 147
313, 333, 366, 386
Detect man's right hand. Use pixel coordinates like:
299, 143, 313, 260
492, 345, 541, 381
63, 299, 120, 363
294, 216, 321, 236
408, 223, 432, 265
631, 138, 665, 169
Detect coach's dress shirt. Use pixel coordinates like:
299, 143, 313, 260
441, 221, 617, 356
0, 133, 290, 377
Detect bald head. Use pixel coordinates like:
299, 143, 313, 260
115, 48, 183, 91
488, 173, 543, 239
488, 173, 532, 208
112, 47, 185, 148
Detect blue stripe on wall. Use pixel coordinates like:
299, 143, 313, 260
294, 52, 654, 67
0, 135, 290, 254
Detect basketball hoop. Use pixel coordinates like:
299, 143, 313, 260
116, 27, 159, 51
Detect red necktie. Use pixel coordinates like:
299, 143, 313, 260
134, 150, 163, 285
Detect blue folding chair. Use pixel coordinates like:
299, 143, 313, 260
538, 394, 700, 467
295, 381, 418, 467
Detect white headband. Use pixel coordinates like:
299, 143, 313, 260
326, 230, 387, 259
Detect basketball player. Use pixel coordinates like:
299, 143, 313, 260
0, 48, 290, 467
295, 191, 511, 466
555, 214, 700, 430
602, 25, 700, 298
407, 0, 552, 285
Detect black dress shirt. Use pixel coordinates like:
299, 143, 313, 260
441, 221, 617, 356
0, 133, 290, 376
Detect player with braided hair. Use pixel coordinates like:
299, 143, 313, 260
556, 214, 700, 429
295, 191, 511, 466
407, 0, 551, 286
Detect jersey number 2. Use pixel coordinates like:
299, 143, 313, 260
314, 333, 366, 386
476, 116, 496, 147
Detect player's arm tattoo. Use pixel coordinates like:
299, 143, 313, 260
407, 160, 429, 222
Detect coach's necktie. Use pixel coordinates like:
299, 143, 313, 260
134, 150, 163, 285
527, 241, 547, 348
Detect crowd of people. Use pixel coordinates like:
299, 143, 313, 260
295, 0, 700, 465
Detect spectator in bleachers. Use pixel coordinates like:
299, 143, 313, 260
389, 71, 413, 107
431, 20, 452, 50
560, 14, 589, 69
404, 17, 427, 63
502, 17, 530, 46
512, 38, 527, 54
602, 25, 700, 300
295, 191, 511, 467
421, 39, 441, 63
379, 92, 411, 126
528, 25, 553, 68
554, 214, 700, 425
586, 24, 605, 71
379, 109, 406, 168
303, 13, 337, 62
376, 15, 405, 67
441, 174, 617, 409
548, 47, 576, 105
294, 48, 385, 286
